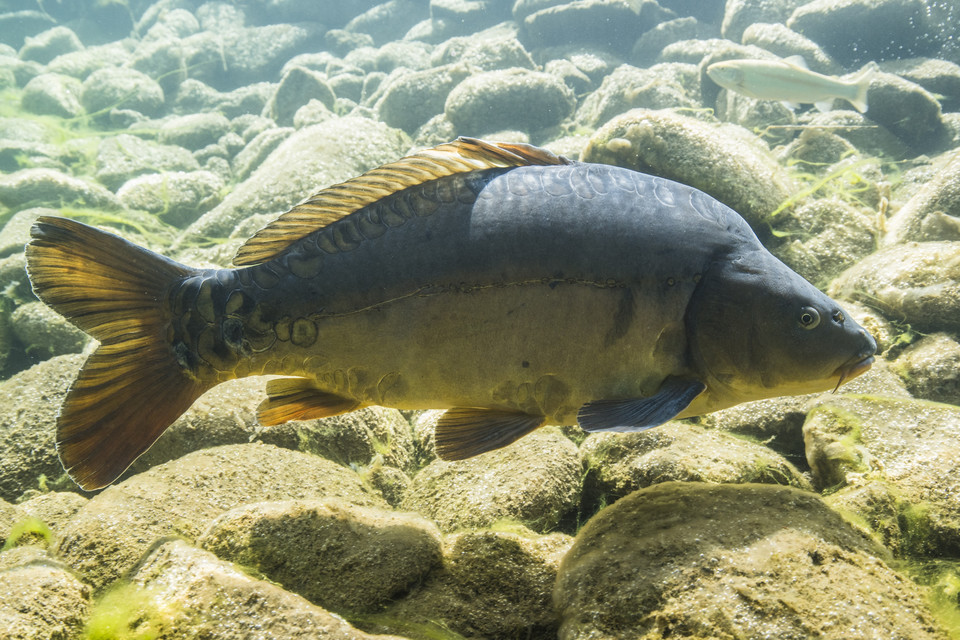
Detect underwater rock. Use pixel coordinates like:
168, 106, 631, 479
885, 150, 960, 244
0, 11, 56, 50
18, 25, 83, 65
658, 37, 740, 65
721, 0, 808, 43
158, 113, 232, 151
375, 63, 472, 133
830, 241, 960, 334
0, 498, 25, 541
372, 526, 572, 639
325, 29, 375, 58
0, 207, 53, 259
787, 0, 939, 66
893, 334, 960, 406
231, 126, 294, 181
771, 197, 880, 287
580, 422, 810, 516
121, 539, 405, 640
803, 394, 960, 555
0, 561, 90, 640
345, 0, 431, 46
825, 480, 905, 554
865, 71, 945, 153
46, 42, 131, 80
0, 354, 85, 503
199, 499, 442, 613
444, 67, 575, 135
519, 0, 651, 55
426, 0, 513, 41
575, 63, 700, 128
260, 406, 417, 474
544, 58, 594, 95
116, 170, 225, 228
328, 71, 364, 103
10, 301, 87, 359
173, 78, 276, 119
805, 109, 915, 160
179, 116, 408, 244
80, 66, 165, 121
263, 66, 337, 127
582, 108, 796, 232
402, 427, 580, 533
630, 16, 700, 67
21, 72, 83, 119
882, 57, 960, 112
55, 443, 387, 590
431, 33, 536, 71
17, 491, 87, 539
740, 22, 842, 74
0, 168, 121, 210
555, 482, 945, 639
95, 134, 200, 191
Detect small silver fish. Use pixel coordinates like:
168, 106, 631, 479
706, 56, 877, 113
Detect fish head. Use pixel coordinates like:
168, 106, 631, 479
706, 62, 746, 91
687, 250, 877, 404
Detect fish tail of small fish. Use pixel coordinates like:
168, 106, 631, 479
846, 61, 878, 113
25, 216, 211, 491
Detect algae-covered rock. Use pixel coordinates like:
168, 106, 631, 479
17, 491, 87, 537
0, 208, 53, 259
375, 63, 471, 133
721, 0, 808, 42
116, 170, 225, 228
373, 527, 572, 639
18, 25, 83, 65
116, 539, 406, 640
263, 66, 336, 127
829, 241, 960, 334
771, 197, 880, 287
444, 67, 575, 135
95, 134, 200, 191
864, 71, 945, 153
259, 406, 416, 474
0, 354, 84, 503
21, 72, 84, 118
55, 443, 386, 590
431, 33, 535, 71
825, 480, 905, 554
803, 394, 960, 555
402, 426, 580, 533
0, 561, 90, 640
582, 108, 796, 231
179, 116, 409, 243
199, 499, 442, 613
555, 482, 945, 640
576, 63, 700, 128
885, 149, 960, 244
894, 333, 960, 406
0, 168, 121, 211
157, 112, 232, 151
519, 0, 646, 55
581, 422, 811, 514
80, 66, 165, 120
10, 300, 88, 358
0, 497, 25, 541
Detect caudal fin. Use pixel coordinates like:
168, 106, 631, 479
847, 61, 877, 113
26, 217, 208, 490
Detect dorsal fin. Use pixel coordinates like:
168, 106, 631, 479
233, 137, 571, 266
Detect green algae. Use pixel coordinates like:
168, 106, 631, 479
2, 516, 52, 550
81, 582, 174, 640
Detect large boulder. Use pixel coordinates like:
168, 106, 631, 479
0, 561, 90, 640
555, 482, 946, 639
884, 149, 960, 244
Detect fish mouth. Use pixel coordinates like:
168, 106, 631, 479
831, 354, 875, 392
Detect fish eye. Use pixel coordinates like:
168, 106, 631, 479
798, 307, 821, 329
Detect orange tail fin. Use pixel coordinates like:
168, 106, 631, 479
26, 216, 209, 490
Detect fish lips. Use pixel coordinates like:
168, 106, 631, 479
831, 350, 876, 391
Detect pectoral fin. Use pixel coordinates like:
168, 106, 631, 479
435, 408, 545, 461
257, 377, 361, 425
577, 377, 706, 433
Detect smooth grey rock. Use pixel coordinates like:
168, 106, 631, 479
885, 150, 960, 244
428, 0, 513, 40
20, 72, 83, 118
445, 67, 574, 135
520, 0, 646, 55
582, 108, 797, 233
893, 334, 960, 406
345, 0, 431, 46
721, 0, 808, 43
0, 562, 90, 640
17, 26, 82, 64
631, 16, 700, 67
263, 66, 336, 127
55, 443, 387, 589
0, 354, 85, 503
126, 540, 406, 640
556, 482, 943, 639
830, 241, 960, 334
0, 168, 121, 210
80, 66, 165, 120
376, 64, 471, 132
178, 116, 408, 242
199, 499, 442, 612
158, 112, 232, 150
117, 170, 224, 228
866, 71, 945, 153
95, 134, 200, 191
401, 426, 581, 533
881, 57, 960, 112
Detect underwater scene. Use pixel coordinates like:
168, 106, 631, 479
2, 0, 960, 638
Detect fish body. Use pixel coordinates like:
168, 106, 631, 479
706, 56, 876, 113
26, 138, 876, 490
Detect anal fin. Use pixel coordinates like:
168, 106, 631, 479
257, 377, 361, 426
435, 408, 545, 461
577, 377, 705, 433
